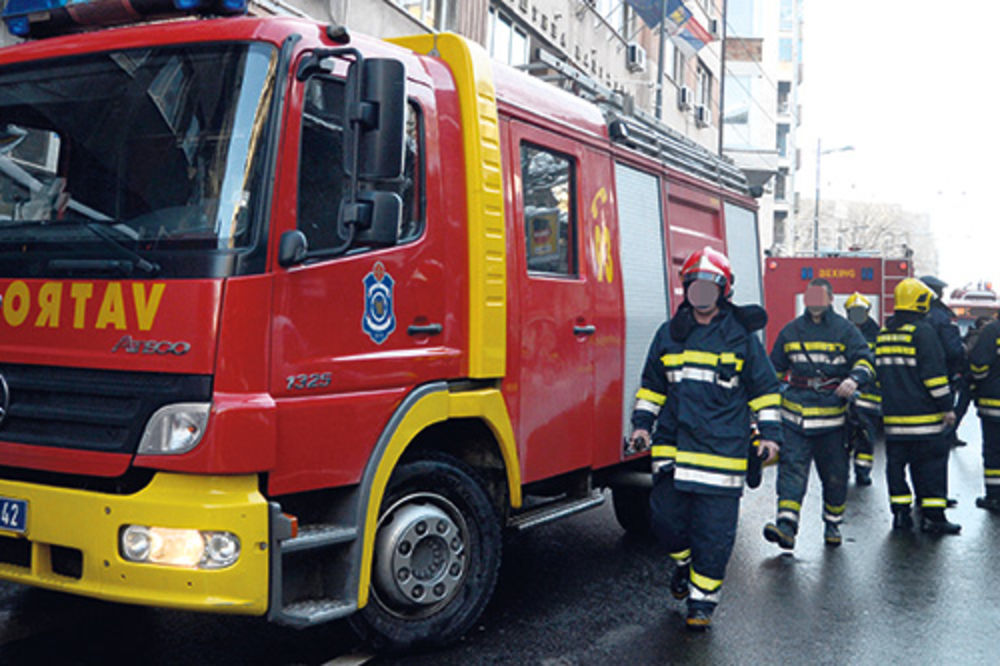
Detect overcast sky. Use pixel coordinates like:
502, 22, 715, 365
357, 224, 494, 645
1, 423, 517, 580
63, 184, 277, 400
799, 0, 998, 290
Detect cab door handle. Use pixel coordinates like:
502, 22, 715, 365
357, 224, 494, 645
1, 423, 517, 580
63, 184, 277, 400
573, 324, 596, 336
407, 323, 443, 336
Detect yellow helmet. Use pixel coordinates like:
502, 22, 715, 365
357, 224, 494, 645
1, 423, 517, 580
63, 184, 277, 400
894, 278, 934, 313
845, 292, 871, 310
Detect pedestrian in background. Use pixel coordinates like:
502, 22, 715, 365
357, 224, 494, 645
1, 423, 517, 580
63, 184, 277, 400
921, 275, 968, 447
844, 292, 882, 486
630, 246, 782, 632
968, 316, 1000, 512
876, 278, 960, 533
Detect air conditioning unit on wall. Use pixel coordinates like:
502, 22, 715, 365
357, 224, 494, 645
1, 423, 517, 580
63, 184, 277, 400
626, 42, 646, 73
677, 86, 694, 111
695, 104, 711, 128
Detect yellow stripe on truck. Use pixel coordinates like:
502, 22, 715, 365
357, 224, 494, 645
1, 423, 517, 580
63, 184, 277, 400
0, 473, 269, 614
389, 32, 507, 379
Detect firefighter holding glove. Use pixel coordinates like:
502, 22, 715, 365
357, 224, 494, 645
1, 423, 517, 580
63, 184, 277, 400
876, 278, 960, 533
630, 247, 781, 632
763, 278, 875, 550
844, 292, 882, 486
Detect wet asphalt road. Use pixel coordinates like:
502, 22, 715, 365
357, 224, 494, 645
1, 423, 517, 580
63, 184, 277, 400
1, 417, 998, 665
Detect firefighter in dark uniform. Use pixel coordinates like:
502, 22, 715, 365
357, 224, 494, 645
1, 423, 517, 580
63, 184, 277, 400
630, 246, 782, 632
969, 317, 1000, 512
763, 278, 874, 549
920, 275, 968, 447
844, 292, 882, 485
876, 278, 960, 533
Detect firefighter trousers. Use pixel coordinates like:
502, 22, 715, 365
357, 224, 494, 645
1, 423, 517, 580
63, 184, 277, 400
885, 437, 949, 513
775, 428, 848, 530
981, 419, 1000, 499
849, 410, 878, 472
649, 470, 739, 606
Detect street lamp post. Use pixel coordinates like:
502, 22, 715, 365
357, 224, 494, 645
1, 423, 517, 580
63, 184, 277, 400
812, 139, 854, 255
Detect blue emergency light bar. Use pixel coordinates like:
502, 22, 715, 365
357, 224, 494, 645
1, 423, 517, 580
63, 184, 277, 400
3, 0, 247, 38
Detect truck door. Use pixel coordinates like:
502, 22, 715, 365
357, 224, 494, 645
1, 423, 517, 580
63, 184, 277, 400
508, 121, 595, 482
267, 71, 457, 494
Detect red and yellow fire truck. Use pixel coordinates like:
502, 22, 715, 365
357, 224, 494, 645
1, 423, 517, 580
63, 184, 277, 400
0, 0, 763, 649
763, 253, 914, 348
947, 282, 1000, 331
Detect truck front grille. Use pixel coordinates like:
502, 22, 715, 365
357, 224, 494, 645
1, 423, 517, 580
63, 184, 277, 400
0, 363, 212, 455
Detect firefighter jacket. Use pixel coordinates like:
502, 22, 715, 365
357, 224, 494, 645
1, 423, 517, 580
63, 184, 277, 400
969, 319, 1000, 422
875, 311, 953, 440
854, 316, 882, 416
631, 301, 783, 497
927, 300, 966, 377
770, 308, 875, 435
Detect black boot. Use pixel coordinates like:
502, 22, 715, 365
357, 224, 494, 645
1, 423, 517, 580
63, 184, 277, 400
763, 518, 796, 550
920, 510, 961, 535
670, 561, 690, 600
685, 600, 715, 632
824, 522, 842, 547
892, 507, 913, 530
855, 466, 872, 486
976, 496, 1000, 513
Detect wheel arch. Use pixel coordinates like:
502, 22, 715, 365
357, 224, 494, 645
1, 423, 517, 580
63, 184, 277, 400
353, 382, 521, 608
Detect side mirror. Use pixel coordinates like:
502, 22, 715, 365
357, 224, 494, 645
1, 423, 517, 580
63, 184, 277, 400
344, 58, 406, 181
340, 191, 401, 248
278, 230, 309, 267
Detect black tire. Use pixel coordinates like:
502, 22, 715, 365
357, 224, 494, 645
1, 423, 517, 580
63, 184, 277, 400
611, 484, 652, 536
350, 452, 502, 651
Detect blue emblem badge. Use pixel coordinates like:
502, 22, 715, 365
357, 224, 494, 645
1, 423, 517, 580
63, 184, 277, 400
362, 261, 396, 344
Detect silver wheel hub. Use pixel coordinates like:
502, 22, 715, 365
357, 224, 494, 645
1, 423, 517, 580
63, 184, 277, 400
373, 493, 467, 611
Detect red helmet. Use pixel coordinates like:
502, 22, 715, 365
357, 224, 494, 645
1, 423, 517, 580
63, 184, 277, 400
680, 246, 733, 296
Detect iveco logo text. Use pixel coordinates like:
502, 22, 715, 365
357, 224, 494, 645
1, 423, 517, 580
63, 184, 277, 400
111, 335, 191, 355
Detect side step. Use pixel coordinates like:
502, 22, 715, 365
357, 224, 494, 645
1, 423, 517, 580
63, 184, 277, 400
282, 524, 358, 554
278, 599, 358, 628
508, 490, 606, 531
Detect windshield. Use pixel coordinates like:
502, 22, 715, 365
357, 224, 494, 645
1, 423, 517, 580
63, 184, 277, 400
0, 41, 277, 278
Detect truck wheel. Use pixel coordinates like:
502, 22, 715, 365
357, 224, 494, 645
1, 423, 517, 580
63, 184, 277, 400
611, 485, 651, 536
350, 452, 501, 651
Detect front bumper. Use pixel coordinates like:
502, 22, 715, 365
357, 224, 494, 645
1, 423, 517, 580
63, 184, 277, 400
0, 472, 269, 614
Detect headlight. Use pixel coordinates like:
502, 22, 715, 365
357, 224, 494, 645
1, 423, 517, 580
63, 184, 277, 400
120, 525, 241, 569
137, 403, 210, 455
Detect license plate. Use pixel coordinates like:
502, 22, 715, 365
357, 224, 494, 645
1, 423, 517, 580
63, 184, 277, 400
0, 497, 27, 533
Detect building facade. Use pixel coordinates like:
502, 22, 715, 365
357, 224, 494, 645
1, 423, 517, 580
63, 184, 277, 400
722, 0, 803, 254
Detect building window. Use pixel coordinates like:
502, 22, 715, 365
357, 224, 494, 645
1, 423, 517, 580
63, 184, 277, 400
777, 81, 791, 114
728, 0, 755, 37
778, 38, 793, 62
696, 61, 712, 106
396, 0, 455, 31
773, 210, 788, 245
723, 75, 751, 148
776, 123, 789, 158
672, 46, 685, 84
779, 0, 794, 31
521, 143, 576, 275
774, 168, 788, 201
488, 8, 529, 66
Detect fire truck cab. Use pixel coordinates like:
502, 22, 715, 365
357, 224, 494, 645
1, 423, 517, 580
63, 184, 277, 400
0, 0, 764, 649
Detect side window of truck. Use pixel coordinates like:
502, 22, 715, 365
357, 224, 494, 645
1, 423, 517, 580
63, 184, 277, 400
297, 77, 424, 253
520, 143, 576, 276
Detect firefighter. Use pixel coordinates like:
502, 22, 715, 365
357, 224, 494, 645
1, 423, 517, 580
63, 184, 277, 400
920, 275, 968, 447
629, 246, 782, 632
763, 278, 874, 549
969, 316, 1000, 512
876, 278, 960, 533
844, 292, 882, 486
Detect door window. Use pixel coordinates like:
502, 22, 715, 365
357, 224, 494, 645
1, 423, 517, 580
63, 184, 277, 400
520, 143, 576, 275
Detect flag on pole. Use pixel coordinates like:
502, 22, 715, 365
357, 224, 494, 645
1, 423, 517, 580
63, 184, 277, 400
624, 0, 692, 33
671, 15, 714, 56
